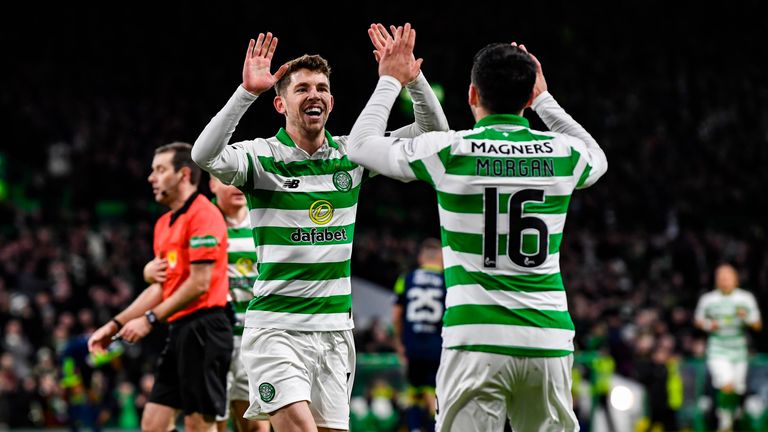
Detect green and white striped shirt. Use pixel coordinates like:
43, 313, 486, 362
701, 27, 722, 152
226, 216, 258, 336
695, 288, 761, 362
235, 129, 362, 330
193, 76, 448, 331
348, 77, 608, 357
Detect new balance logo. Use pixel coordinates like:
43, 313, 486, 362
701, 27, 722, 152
283, 179, 300, 189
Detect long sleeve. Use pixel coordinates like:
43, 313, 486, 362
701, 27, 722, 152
694, 295, 706, 323
389, 72, 449, 138
191, 86, 258, 186
532, 91, 608, 189
348, 76, 448, 181
347, 76, 408, 177
747, 292, 762, 325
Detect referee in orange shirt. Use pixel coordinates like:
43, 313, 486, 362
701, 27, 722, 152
88, 142, 232, 432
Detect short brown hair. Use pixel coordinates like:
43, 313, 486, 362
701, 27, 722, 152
154, 142, 201, 186
274, 54, 332, 96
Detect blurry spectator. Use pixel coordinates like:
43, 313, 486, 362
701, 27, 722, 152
2, 319, 33, 379
591, 347, 617, 431
114, 381, 140, 429
358, 317, 396, 354
1, 2, 768, 427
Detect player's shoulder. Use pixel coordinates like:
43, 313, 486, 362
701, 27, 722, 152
332, 134, 348, 147
734, 287, 756, 299
329, 135, 355, 157
699, 289, 720, 302
410, 267, 444, 286
422, 129, 463, 143
529, 126, 586, 151
189, 194, 226, 226
229, 137, 274, 158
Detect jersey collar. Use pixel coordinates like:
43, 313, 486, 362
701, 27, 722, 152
474, 114, 529, 129
170, 191, 199, 226
275, 127, 339, 150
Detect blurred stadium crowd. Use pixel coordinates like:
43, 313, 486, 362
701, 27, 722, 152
1, 1, 767, 429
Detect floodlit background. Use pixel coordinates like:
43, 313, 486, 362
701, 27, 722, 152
1, 1, 767, 430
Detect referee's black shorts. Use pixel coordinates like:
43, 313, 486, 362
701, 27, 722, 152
149, 306, 233, 416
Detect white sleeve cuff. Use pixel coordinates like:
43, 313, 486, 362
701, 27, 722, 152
236, 85, 260, 102
379, 75, 404, 91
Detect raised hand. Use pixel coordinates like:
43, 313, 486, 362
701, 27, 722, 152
378, 23, 423, 86
513, 42, 548, 102
242, 32, 289, 96
368, 23, 394, 63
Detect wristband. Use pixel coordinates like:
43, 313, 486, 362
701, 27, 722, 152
145, 310, 159, 327
111, 318, 123, 330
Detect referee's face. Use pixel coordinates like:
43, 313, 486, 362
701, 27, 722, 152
276, 68, 334, 136
148, 152, 183, 206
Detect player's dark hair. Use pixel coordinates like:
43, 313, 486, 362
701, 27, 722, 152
275, 54, 332, 96
471, 43, 537, 114
155, 142, 201, 186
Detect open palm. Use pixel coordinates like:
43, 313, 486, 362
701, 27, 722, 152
242, 32, 288, 95
377, 23, 423, 85
368, 23, 421, 83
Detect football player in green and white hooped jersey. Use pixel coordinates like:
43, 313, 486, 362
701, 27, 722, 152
210, 176, 269, 432
695, 264, 762, 432
348, 38, 607, 431
192, 26, 447, 432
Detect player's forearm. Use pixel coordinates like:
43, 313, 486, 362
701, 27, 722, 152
192, 86, 257, 184
348, 76, 406, 176
695, 319, 716, 332
152, 266, 212, 321
532, 91, 607, 184
390, 72, 449, 138
532, 91, 597, 146
143, 260, 159, 284
114, 283, 163, 324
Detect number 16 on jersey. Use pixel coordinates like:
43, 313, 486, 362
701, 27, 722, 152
484, 187, 549, 269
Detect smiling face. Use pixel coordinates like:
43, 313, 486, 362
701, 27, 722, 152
274, 68, 334, 136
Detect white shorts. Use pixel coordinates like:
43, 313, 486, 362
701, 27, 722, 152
435, 348, 578, 432
708, 357, 748, 394
240, 327, 355, 430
